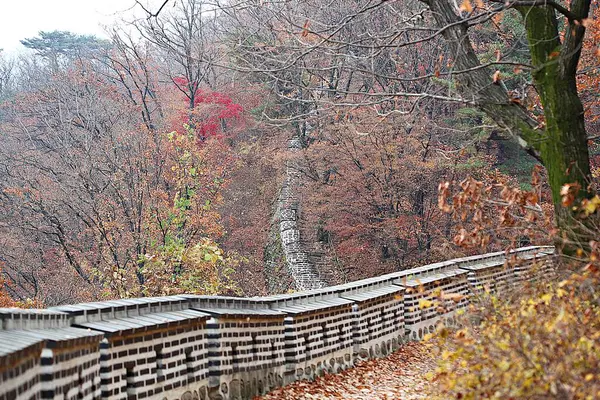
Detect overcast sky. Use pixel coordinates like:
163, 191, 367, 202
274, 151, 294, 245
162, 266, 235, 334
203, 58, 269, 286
0, 0, 163, 53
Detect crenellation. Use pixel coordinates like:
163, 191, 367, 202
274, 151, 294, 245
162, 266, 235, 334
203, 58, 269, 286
0, 246, 554, 400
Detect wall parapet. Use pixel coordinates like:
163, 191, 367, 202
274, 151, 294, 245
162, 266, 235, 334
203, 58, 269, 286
0, 246, 554, 400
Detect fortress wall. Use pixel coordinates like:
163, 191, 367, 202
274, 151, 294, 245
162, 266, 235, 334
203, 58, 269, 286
0, 246, 554, 400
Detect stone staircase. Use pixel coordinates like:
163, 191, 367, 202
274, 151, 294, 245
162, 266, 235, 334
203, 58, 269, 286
298, 217, 342, 285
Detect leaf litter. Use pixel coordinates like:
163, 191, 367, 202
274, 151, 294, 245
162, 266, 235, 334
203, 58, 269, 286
256, 342, 435, 400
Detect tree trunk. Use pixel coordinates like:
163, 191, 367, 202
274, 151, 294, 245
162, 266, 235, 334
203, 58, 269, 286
421, 0, 594, 253
518, 5, 593, 251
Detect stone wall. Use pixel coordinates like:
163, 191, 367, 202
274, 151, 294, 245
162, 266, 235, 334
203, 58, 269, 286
0, 246, 554, 400
273, 136, 327, 291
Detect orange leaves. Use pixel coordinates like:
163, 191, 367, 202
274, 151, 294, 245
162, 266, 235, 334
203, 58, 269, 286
491, 12, 503, 26
454, 227, 490, 248
438, 181, 452, 212
2, 186, 26, 199
576, 18, 593, 29
459, 0, 473, 13
548, 50, 561, 60
459, 0, 487, 13
492, 70, 501, 84
440, 291, 467, 303
259, 342, 435, 399
560, 182, 581, 207
440, 170, 553, 252
0, 263, 18, 308
495, 49, 501, 62
508, 92, 522, 105
301, 19, 310, 38
296, 19, 321, 43
561, 183, 600, 218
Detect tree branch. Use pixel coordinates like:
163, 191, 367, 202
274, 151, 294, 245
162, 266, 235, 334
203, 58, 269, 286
489, 0, 579, 21
135, 0, 170, 19
420, 0, 543, 161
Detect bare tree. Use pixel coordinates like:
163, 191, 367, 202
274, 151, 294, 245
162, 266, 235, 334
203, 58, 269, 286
100, 30, 165, 131
222, 0, 595, 253
0, 59, 163, 302
133, 0, 222, 110
0, 51, 15, 100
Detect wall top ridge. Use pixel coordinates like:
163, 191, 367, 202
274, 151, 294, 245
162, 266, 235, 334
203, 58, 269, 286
398, 268, 468, 287
453, 246, 553, 266
0, 325, 103, 358
192, 307, 285, 318
255, 245, 553, 304
458, 250, 551, 271
271, 297, 354, 314
73, 309, 212, 335
339, 284, 403, 302
0, 246, 553, 332
0, 308, 71, 331
50, 294, 192, 313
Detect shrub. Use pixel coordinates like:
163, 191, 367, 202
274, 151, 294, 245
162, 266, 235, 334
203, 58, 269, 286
429, 265, 600, 399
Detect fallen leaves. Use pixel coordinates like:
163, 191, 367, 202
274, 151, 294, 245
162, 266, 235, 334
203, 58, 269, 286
560, 182, 581, 207
257, 342, 436, 400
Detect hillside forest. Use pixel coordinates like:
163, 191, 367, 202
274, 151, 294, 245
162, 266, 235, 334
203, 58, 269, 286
0, 0, 599, 307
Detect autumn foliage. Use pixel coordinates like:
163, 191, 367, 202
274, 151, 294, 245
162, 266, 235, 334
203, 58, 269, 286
171, 77, 245, 139
295, 108, 532, 281
0, 60, 246, 303
428, 181, 600, 399
438, 166, 554, 251
0, 264, 16, 308
430, 264, 600, 399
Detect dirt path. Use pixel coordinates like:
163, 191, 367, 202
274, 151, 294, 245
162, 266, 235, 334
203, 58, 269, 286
256, 342, 436, 400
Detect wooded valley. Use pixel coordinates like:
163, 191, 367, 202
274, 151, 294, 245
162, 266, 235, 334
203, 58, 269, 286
0, 0, 598, 306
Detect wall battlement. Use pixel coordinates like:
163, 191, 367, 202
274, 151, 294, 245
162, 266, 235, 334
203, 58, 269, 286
0, 246, 554, 400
